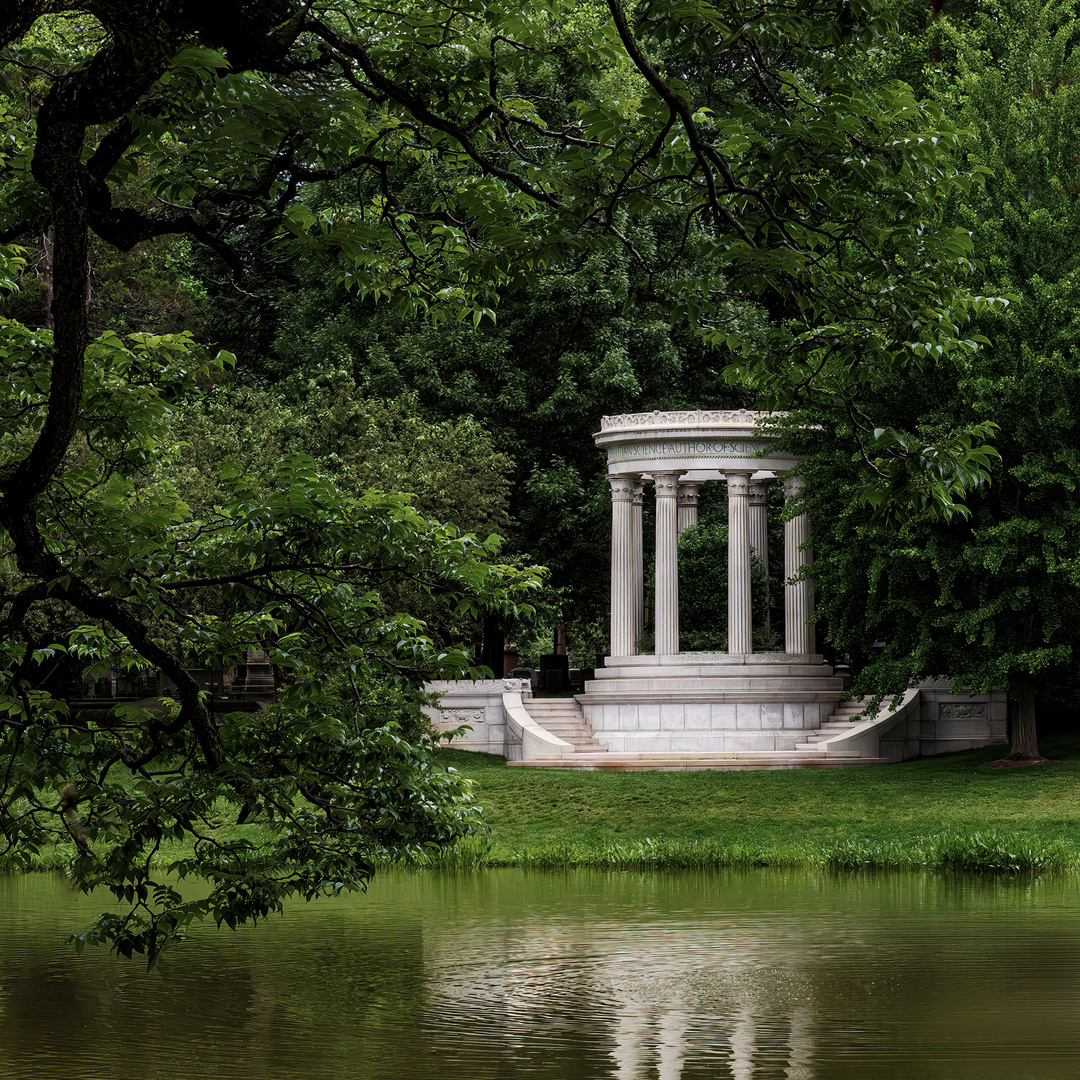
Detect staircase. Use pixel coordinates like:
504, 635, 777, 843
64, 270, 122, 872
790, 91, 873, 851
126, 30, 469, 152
436, 675, 1000, 771
505, 691, 894, 768
520, 697, 602, 752
793, 699, 867, 752
508, 694, 887, 769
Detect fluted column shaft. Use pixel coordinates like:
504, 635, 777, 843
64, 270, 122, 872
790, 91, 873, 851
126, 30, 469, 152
726, 471, 753, 655
748, 479, 769, 564
609, 477, 636, 656
783, 475, 815, 655
630, 481, 645, 654
677, 481, 702, 534
653, 471, 681, 656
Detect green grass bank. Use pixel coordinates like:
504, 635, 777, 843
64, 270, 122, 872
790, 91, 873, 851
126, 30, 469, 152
11, 724, 1080, 878
424, 724, 1080, 874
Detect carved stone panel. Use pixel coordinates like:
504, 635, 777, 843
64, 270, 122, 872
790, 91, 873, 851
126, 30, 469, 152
939, 703, 987, 720
439, 708, 486, 728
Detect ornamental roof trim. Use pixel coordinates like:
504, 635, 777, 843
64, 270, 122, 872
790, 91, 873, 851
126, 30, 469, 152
598, 409, 774, 431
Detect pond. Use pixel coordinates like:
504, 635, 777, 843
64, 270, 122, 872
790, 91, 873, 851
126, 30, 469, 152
1, 868, 1078, 1079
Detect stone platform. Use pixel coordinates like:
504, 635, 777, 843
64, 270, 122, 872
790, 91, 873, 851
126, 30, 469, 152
578, 653, 844, 754
426, 675, 1007, 770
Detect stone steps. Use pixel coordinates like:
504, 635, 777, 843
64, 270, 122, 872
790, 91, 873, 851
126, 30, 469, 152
508, 750, 889, 771
791, 698, 870, 753
797, 723, 858, 744
522, 697, 602, 751
515, 694, 891, 769
580, 688, 846, 703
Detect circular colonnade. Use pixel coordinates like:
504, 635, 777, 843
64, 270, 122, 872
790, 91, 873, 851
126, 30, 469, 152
595, 409, 815, 661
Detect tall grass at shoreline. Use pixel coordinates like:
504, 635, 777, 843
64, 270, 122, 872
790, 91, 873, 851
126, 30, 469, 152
406, 829, 1080, 875
18, 827, 1078, 878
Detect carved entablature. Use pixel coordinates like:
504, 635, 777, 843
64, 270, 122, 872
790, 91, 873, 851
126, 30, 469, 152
599, 409, 770, 430
595, 410, 796, 477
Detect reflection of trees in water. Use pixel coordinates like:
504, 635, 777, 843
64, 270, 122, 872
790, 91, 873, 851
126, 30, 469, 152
5, 871, 1080, 1080
416, 870, 1080, 1080
0, 874, 432, 1080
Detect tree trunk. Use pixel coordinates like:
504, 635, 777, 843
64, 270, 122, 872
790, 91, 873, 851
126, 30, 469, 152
39, 230, 54, 329
0, 10, 226, 772
480, 614, 504, 678
995, 675, 1046, 764
929, 0, 944, 63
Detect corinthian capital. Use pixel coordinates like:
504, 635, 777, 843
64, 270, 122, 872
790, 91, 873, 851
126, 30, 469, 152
724, 470, 752, 497
653, 472, 680, 498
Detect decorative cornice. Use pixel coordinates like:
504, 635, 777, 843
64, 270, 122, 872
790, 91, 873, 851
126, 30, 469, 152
599, 409, 773, 431
427, 678, 527, 692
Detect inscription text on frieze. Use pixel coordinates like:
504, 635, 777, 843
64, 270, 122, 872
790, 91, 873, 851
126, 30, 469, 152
609, 439, 767, 459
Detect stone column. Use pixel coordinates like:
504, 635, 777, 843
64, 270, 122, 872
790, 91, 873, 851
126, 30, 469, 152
676, 481, 702, 534
609, 477, 636, 657
748, 479, 769, 562
749, 478, 771, 639
630, 481, 645, 653
725, 470, 753, 655
783, 474, 815, 655
653, 471, 681, 656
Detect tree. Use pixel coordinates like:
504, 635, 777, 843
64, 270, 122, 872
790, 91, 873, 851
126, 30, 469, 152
0, 271, 540, 963
678, 519, 777, 652
161, 381, 515, 540
165, 0, 1001, 644
0, 0, 998, 958
1, 0, 997, 493
799, 0, 1080, 763
258, 237, 748, 648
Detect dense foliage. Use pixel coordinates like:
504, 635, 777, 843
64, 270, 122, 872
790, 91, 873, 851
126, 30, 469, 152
0, 0, 1022, 961
0, 264, 539, 962
801, 0, 1080, 760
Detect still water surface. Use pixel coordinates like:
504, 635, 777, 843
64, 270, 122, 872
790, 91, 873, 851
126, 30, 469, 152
1, 869, 1078, 1080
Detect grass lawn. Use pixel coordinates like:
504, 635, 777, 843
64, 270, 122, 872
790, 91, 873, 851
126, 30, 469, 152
432, 722, 1080, 872
12, 720, 1080, 877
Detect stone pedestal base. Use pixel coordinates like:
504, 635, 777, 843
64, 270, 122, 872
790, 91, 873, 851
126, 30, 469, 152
579, 654, 843, 754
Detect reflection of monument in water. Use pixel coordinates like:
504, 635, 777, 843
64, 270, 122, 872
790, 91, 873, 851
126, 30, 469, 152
420, 882, 825, 1079
411, 868, 1080, 1080
609, 1001, 814, 1080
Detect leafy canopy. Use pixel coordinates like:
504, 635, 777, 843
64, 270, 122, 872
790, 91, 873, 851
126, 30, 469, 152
0, 245, 540, 964
800, 0, 1080, 760
0, 0, 1015, 957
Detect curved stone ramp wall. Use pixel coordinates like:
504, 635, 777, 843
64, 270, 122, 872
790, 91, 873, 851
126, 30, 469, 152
796, 687, 1007, 762
502, 690, 576, 761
